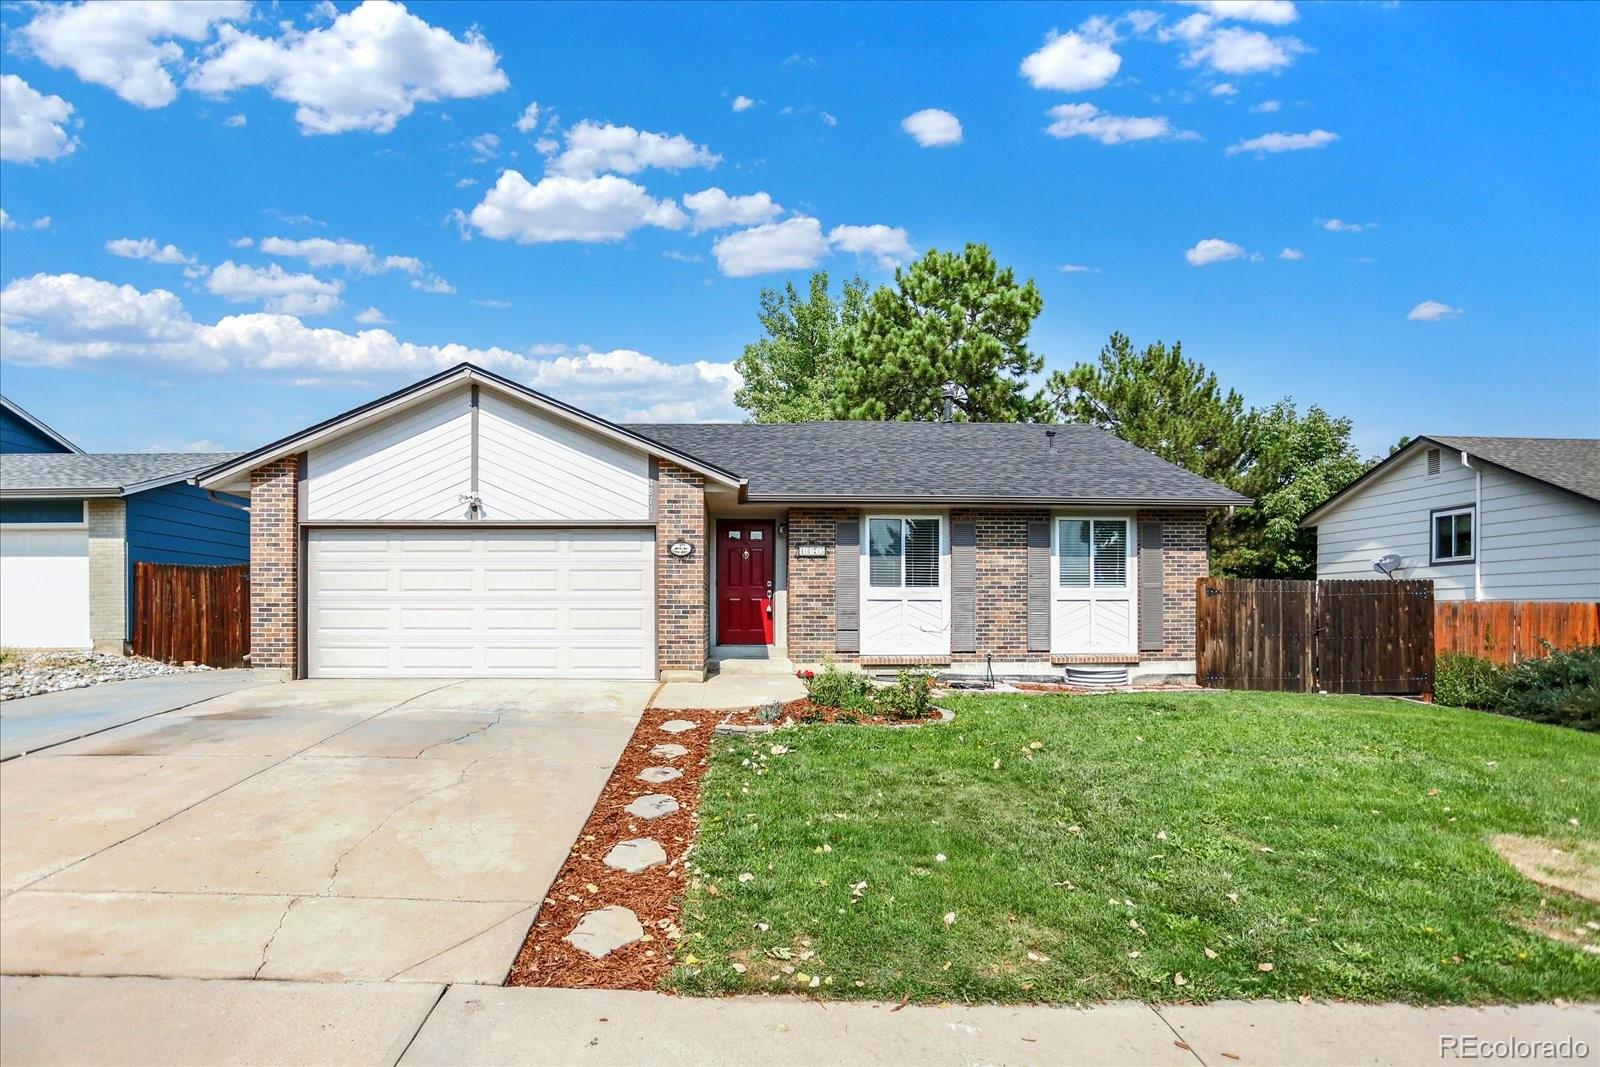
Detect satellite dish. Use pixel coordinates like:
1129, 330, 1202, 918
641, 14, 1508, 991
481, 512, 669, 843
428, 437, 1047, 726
1373, 553, 1402, 577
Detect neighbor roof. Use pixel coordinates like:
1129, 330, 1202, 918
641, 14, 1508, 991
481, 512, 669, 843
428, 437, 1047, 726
627, 422, 1249, 506
0, 452, 241, 498
1303, 435, 1600, 526
1, 395, 83, 454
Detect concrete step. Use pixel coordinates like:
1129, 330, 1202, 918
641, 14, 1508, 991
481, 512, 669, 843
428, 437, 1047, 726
709, 646, 797, 676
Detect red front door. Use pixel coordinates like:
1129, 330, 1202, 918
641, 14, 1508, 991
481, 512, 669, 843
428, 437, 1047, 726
716, 520, 775, 645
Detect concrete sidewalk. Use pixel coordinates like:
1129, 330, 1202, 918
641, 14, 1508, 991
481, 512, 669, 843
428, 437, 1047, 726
0, 669, 275, 759
2, 975, 1594, 1066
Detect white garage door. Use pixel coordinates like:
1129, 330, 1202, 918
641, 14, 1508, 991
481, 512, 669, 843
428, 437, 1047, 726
0, 527, 91, 649
307, 528, 655, 679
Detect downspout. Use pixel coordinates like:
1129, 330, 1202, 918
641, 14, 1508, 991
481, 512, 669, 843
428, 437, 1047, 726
1459, 450, 1482, 601
205, 489, 250, 512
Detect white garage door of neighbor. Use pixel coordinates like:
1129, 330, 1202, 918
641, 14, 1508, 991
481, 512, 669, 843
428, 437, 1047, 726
307, 528, 655, 679
0, 528, 91, 649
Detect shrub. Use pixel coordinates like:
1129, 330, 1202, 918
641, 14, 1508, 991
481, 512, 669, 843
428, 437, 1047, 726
873, 670, 936, 720
1434, 653, 1506, 710
805, 663, 874, 712
1497, 644, 1600, 732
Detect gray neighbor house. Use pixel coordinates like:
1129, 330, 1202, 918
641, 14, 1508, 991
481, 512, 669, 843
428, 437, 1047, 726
1305, 435, 1600, 601
0, 395, 249, 653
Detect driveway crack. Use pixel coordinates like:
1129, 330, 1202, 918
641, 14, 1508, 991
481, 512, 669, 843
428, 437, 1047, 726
413, 709, 506, 759
323, 758, 482, 896
253, 895, 300, 978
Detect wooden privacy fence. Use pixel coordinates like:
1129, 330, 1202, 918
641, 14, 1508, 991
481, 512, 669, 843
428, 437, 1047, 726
132, 562, 249, 668
1435, 600, 1600, 665
1196, 577, 1435, 695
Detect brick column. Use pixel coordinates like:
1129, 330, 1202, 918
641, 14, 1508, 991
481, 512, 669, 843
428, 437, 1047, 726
1136, 508, 1209, 662
655, 461, 707, 680
86, 499, 127, 655
785, 507, 859, 664
250, 456, 300, 675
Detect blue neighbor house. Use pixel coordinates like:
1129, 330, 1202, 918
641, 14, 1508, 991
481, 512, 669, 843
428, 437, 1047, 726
0, 396, 250, 654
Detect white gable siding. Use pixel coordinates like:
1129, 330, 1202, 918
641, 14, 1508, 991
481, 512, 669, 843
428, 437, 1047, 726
1315, 446, 1600, 601
305, 388, 474, 521
476, 391, 649, 521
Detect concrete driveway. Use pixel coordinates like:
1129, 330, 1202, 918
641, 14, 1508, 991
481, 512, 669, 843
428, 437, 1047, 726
0, 678, 653, 984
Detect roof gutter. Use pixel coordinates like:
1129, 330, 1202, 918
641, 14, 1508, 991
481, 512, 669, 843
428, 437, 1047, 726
740, 493, 1250, 507
0, 487, 122, 499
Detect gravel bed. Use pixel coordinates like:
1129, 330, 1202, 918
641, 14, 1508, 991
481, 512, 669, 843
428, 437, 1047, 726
0, 650, 212, 701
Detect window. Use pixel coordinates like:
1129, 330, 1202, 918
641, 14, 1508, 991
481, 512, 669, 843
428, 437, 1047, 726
1431, 506, 1474, 563
0, 499, 85, 525
1058, 518, 1128, 588
868, 517, 940, 588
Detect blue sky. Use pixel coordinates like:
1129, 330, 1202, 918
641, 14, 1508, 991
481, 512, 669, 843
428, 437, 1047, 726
1, 0, 1596, 456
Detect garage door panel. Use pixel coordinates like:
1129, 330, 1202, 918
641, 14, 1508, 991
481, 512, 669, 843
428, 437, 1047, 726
307, 529, 654, 679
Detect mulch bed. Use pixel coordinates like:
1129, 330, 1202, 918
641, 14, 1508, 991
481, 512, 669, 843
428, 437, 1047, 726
720, 696, 930, 728
506, 705, 722, 990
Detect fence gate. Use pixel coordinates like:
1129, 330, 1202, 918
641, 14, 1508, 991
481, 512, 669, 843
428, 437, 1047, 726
132, 562, 250, 668
1196, 577, 1434, 695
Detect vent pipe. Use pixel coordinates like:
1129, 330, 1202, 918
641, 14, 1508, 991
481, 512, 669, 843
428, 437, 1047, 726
1045, 428, 1057, 452
940, 382, 957, 423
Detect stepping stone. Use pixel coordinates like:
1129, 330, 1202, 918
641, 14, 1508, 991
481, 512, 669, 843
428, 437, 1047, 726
625, 794, 680, 820
604, 838, 668, 874
650, 743, 689, 760
564, 906, 644, 958
638, 766, 682, 784
660, 720, 697, 734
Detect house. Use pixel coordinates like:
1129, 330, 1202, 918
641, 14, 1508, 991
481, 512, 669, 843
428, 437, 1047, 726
0, 395, 250, 653
1304, 435, 1600, 601
195, 364, 1243, 683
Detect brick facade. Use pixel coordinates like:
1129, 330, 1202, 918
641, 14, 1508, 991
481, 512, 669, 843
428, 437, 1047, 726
787, 506, 1211, 669
87, 499, 127, 654
655, 461, 708, 677
1134, 508, 1209, 662
250, 456, 300, 673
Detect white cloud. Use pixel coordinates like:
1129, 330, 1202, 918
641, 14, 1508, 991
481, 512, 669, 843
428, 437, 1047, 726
187, 0, 509, 135
1045, 103, 1183, 145
1227, 128, 1337, 154
1185, 238, 1246, 266
410, 274, 454, 294
828, 224, 914, 269
0, 75, 78, 163
455, 177, 477, 188
1020, 30, 1122, 91
354, 306, 390, 324
821, 112, 838, 127
0, 271, 743, 421
1, 209, 51, 230
901, 108, 963, 147
106, 237, 194, 265
256, 236, 422, 274
206, 261, 343, 315
662, 249, 704, 263
225, 112, 247, 126
732, 95, 756, 112
19, 0, 246, 108
1321, 218, 1375, 233
514, 101, 540, 133
1210, 82, 1238, 96
1407, 300, 1461, 322
1250, 99, 1282, 113
468, 169, 688, 244
1278, 247, 1304, 260
1186, 26, 1306, 73
682, 188, 783, 232
712, 216, 830, 277
468, 132, 500, 160
1178, 1, 1298, 26
1059, 263, 1099, 273
0, 210, 12, 231
472, 298, 512, 309
547, 120, 721, 178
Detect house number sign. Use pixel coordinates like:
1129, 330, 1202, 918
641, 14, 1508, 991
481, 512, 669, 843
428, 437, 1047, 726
795, 544, 828, 558
668, 540, 694, 558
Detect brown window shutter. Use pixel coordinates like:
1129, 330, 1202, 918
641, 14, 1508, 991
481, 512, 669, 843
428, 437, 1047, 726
1027, 520, 1050, 652
835, 520, 859, 653
951, 521, 976, 653
1138, 521, 1164, 652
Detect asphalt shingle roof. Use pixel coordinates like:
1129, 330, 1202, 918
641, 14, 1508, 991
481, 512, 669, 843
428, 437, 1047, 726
626, 422, 1247, 505
1425, 436, 1600, 503
0, 452, 242, 494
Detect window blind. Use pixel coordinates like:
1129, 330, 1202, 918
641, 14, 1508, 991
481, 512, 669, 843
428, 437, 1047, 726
903, 518, 940, 587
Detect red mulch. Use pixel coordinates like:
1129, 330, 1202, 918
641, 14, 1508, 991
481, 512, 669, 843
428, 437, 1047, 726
506, 705, 721, 990
720, 696, 926, 728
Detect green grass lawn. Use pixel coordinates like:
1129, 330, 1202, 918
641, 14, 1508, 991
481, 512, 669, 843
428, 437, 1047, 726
668, 691, 1600, 1004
